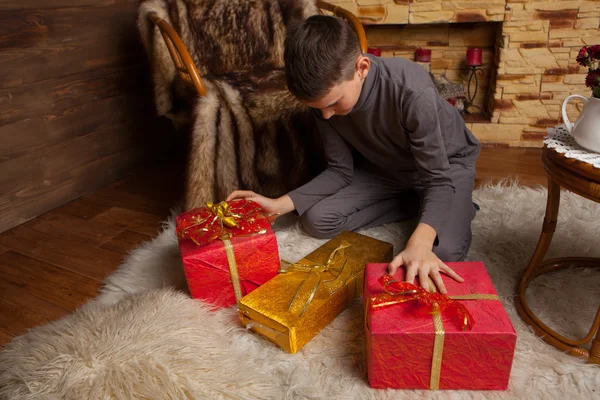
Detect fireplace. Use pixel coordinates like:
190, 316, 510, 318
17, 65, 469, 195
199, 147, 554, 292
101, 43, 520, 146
366, 22, 502, 122
325, 0, 599, 147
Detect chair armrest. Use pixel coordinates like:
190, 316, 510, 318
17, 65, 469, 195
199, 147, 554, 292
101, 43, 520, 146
148, 12, 207, 97
316, 0, 368, 53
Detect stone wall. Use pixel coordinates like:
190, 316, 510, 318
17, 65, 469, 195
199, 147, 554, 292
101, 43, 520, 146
325, 0, 600, 147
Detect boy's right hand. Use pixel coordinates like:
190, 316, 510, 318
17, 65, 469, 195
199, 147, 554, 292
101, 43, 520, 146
226, 191, 294, 222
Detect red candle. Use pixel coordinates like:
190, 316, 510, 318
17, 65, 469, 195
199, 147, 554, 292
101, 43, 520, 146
367, 47, 382, 57
415, 48, 432, 62
466, 48, 482, 66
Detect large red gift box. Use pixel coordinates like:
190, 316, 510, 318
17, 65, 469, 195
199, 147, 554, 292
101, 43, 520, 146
364, 262, 516, 390
176, 200, 280, 309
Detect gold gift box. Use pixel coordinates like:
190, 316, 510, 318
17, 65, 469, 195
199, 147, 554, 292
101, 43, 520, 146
238, 230, 393, 353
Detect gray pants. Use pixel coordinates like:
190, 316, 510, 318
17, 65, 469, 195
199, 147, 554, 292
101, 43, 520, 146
300, 165, 476, 262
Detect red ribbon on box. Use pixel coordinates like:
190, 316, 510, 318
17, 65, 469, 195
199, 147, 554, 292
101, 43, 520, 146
176, 199, 270, 247
370, 274, 475, 331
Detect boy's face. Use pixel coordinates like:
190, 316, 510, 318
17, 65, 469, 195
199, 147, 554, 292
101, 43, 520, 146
304, 55, 371, 120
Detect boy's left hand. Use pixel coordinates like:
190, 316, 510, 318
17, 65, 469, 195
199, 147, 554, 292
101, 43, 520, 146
386, 244, 463, 294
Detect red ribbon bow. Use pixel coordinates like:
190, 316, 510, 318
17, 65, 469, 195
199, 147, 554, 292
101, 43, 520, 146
370, 274, 475, 331
175, 199, 270, 246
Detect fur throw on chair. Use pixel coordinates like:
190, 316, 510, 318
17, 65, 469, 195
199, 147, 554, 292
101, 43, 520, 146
138, 0, 324, 209
185, 71, 325, 209
138, 0, 318, 117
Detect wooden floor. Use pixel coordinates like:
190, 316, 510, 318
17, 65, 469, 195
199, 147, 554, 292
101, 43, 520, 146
0, 147, 546, 346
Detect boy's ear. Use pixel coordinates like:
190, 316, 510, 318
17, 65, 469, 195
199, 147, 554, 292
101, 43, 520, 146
356, 55, 371, 79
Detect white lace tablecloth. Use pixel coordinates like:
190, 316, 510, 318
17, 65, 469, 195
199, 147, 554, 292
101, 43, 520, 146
544, 125, 600, 169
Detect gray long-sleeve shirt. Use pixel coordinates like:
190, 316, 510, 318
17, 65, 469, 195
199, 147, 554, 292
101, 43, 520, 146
288, 55, 481, 235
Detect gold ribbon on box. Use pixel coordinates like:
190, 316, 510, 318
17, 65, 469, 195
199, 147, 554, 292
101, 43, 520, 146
221, 237, 243, 302
207, 202, 242, 302
369, 276, 500, 390
278, 241, 354, 317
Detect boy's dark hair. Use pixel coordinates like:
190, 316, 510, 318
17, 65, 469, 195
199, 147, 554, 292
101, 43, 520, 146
284, 15, 362, 102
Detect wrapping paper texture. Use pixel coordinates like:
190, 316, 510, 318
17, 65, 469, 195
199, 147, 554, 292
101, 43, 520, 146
364, 262, 517, 390
239, 231, 393, 353
179, 229, 279, 308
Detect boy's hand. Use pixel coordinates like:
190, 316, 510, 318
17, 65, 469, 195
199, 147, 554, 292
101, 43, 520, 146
387, 244, 462, 294
226, 191, 294, 222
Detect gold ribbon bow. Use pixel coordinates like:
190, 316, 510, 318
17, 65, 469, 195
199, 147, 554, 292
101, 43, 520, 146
279, 242, 353, 318
182, 202, 243, 245
206, 201, 239, 230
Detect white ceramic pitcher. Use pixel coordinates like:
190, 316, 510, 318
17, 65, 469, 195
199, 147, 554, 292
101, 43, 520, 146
561, 95, 600, 153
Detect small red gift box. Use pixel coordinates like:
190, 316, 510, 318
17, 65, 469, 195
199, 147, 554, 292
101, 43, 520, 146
364, 262, 516, 390
176, 200, 279, 309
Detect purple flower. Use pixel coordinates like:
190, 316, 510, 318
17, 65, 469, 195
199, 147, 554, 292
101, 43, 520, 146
587, 45, 600, 61
576, 46, 590, 67
585, 69, 600, 89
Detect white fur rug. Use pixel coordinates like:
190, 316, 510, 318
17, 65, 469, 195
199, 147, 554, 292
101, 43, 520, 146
1, 184, 599, 399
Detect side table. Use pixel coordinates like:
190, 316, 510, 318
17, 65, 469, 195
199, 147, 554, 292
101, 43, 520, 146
515, 145, 600, 364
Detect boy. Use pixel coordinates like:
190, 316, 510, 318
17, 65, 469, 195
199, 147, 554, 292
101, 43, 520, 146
227, 15, 480, 294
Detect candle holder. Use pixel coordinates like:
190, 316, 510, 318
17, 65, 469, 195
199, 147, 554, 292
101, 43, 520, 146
463, 65, 489, 119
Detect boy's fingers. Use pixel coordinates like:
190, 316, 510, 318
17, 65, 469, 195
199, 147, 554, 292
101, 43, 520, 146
386, 254, 404, 275
226, 190, 253, 202
236, 190, 255, 198
225, 191, 239, 201
404, 261, 417, 284
431, 270, 447, 294
418, 267, 430, 292
440, 262, 464, 282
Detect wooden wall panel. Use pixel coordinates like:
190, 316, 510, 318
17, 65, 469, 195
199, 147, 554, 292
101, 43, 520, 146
0, 0, 175, 232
